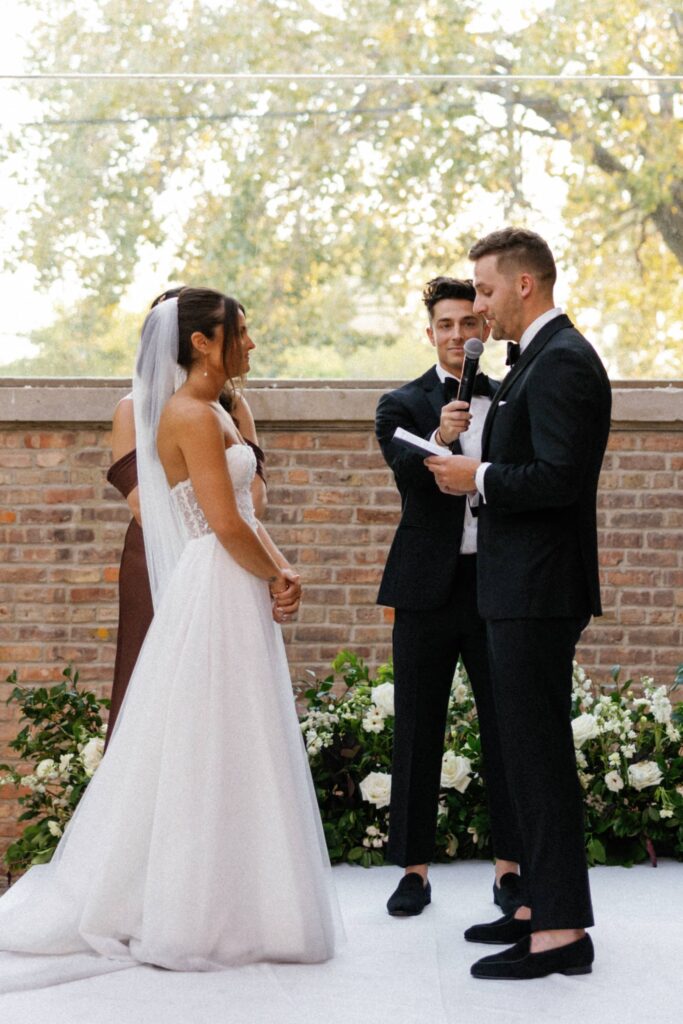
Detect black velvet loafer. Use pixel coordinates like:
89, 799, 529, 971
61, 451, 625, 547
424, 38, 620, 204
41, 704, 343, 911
493, 872, 523, 915
471, 934, 594, 980
464, 912, 532, 945
386, 873, 432, 916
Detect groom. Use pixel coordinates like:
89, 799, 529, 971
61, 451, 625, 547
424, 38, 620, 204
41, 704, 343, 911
426, 228, 611, 979
375, 277, 523, 918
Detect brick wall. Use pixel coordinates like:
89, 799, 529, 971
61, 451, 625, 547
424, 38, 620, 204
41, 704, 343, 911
0, 379, 682, 866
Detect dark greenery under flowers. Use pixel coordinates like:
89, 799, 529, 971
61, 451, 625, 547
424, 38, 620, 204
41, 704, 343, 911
2, 655, 682, 874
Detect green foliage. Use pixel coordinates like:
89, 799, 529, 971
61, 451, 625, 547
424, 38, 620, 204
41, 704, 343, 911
571, 665, 683, 866
2, 1, 682, 377
0, 666, 108, 871
300, 652, 683, 867
3, 654, 682, 873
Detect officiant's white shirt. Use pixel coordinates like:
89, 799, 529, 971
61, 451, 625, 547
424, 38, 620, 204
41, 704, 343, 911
432, 363, 491, 555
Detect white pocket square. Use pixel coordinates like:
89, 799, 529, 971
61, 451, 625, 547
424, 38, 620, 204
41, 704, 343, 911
498, 400, 507, 406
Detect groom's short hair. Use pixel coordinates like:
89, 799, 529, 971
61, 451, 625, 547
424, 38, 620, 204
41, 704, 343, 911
422, 277, 476, 320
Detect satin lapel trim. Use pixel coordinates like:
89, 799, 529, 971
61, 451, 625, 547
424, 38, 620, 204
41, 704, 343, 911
481, 315, 573, 455
420, 367, 445, 423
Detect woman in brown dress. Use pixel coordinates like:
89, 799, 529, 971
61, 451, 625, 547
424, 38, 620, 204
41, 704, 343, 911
105, 288, 267, 744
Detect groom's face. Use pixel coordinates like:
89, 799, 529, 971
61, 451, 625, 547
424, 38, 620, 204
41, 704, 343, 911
427, 298, 488, 378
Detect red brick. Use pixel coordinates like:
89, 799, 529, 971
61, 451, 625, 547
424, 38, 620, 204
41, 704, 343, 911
23, 432, 77, 449
640, 434, 683, 451
268, 433, 316, 450
335, 568, 383, 584
69, 587, 116, 603
44, 486, 96, 504
19, 508, 72, 524
617, 454, 667, 470
0, 645, 43, 661
35, 451, 66, 467
356, 508, 399, 525
302, 508, 353, 523
0, 453, 31, 468
314, 433, 369, 451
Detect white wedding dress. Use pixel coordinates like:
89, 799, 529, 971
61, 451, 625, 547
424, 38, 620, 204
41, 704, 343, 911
0, 444, 341, 990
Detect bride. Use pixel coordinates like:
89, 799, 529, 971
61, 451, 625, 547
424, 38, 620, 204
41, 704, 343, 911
0, 287, 341, 978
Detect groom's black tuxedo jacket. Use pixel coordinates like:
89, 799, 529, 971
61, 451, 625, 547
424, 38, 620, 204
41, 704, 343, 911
375, 366, 499, 611
477, 314, 612, 620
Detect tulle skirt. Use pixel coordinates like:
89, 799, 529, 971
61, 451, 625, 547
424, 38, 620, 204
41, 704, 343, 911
0, 533, 341, 982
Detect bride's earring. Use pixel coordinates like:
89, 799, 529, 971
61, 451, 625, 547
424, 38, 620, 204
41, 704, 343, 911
203, 355, 209, 378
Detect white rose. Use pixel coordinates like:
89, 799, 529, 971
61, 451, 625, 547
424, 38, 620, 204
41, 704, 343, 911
47, 820, 63, 838
35, 759, 56, 780
604, 770, 625, 793
440, 751, 472, 793
80, 737, 104, 778
58, 753, 74, 775
571, 713, 600, 748
651, 688, 672, 725
359, 771, 391, 808
627, 761, 663, 791
452, 683, 469, 705
371, 683, 395, 718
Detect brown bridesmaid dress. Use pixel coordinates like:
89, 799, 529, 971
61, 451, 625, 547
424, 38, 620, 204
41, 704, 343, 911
105, 449, 153, 747
105, 440, 267, 746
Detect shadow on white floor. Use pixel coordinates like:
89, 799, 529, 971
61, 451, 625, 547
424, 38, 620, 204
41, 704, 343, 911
1, 860, 680, 1024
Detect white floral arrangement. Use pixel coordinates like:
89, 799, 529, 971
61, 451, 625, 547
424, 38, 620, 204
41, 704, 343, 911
299, 652, 683, 868
2, 655, 682, 873
0, 667, 108, 872
299, 651, 489, 867
570, 665, 683, 864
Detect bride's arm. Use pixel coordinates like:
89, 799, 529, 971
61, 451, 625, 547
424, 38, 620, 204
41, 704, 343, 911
232, 393, 267, 520
176, 405, 287, 587
255, 522, 302, 618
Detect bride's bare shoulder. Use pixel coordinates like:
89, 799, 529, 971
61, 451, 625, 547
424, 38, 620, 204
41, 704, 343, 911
160, 393, 220, 433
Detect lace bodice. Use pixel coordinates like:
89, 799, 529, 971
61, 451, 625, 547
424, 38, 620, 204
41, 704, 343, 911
171, 444, 258, 539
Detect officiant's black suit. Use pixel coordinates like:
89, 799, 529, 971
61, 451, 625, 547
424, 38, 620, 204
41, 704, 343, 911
375, 366, 521, 867
478, 314, 611, 930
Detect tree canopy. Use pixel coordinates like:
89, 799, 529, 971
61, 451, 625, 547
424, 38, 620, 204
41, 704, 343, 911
3, 0, 682, 377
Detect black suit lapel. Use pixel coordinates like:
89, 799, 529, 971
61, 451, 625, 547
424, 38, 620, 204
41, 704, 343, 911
417, 366, 446, 424
482, 315, 573, 455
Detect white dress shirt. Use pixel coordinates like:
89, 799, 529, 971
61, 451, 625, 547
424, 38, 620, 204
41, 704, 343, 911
474, 308, 564, 500
432, 363, 491, 554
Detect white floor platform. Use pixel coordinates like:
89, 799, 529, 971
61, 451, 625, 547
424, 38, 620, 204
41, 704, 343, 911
1, 860, 680, 1024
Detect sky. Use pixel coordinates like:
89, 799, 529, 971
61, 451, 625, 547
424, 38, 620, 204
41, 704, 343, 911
0, 0, 572, 370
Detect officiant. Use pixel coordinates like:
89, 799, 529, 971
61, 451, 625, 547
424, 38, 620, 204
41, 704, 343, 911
375, 276, 522, 918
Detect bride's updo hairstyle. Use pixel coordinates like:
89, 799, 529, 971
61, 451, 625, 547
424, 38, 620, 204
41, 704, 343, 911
176, 287, 241, 378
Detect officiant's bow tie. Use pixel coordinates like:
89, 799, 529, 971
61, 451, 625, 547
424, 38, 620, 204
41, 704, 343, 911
442, 373, 489, 404
506, 342, 520, 367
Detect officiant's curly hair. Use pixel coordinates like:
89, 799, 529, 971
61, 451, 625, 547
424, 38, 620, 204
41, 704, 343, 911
422, 277, 476, 321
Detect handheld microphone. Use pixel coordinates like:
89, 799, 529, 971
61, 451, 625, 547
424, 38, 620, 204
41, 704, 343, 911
456, 338, 484, 405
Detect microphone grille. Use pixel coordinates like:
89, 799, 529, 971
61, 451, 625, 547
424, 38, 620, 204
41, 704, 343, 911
463, 337, 484, 358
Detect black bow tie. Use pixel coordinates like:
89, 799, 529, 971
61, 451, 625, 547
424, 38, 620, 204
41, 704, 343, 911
506, 342, 520, 367
442, 373, 489, 403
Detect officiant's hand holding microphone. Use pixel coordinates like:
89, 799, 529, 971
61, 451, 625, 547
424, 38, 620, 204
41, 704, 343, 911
428, 336, 483, 495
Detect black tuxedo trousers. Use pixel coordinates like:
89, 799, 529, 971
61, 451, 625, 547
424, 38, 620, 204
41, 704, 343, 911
486, 617, 594, 930
388, 556, 522, 867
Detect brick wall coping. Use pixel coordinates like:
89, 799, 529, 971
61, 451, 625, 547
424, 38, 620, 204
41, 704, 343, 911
1, 379, 682, 426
